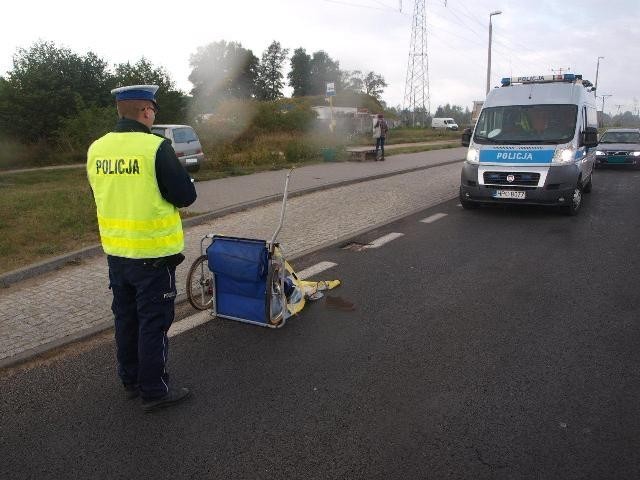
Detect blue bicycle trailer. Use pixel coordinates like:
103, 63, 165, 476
186, 170, 339, 328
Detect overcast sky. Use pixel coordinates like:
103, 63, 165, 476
2, 0, 638, 115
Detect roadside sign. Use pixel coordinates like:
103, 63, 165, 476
326, 82, 336, 97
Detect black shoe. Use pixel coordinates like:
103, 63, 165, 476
142, 387, 191, 413
123, 384, 139, 400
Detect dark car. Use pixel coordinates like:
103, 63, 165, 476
594, 128, 640, 168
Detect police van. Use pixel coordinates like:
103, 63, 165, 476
459, 74, 599, 215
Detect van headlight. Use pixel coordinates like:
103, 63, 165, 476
553, 146, 576, 164
595, 150, 606, 156
466, 147, 479, 164
633, 151, 640, 157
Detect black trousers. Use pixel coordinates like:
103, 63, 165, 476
375, 136, 386, 156
107, 256, 178, 400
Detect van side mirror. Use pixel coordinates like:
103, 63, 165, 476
461, 128, 472, 147
581, 126, 598, 148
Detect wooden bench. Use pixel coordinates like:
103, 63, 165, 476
346, 146, 378, 162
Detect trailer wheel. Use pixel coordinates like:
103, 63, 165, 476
186, 255, 214, 310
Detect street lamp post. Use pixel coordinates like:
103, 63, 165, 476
594, 56, 604, 97
486, 10, 502, 95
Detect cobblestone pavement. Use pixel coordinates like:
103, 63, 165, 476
0, 154, 463, 367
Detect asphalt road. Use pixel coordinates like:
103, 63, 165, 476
1, 168, 639, 479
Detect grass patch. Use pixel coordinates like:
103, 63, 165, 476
386, 142, 463, 156
385, 128, 460, 145
0, 169, 99, 273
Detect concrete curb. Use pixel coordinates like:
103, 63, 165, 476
0, 158, 461, 289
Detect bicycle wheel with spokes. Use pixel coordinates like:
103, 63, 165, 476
266, 262, 285, 326
186, 255, 214, 310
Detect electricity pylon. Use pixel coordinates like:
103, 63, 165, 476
403, 0, 430, 127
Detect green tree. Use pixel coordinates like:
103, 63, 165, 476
611, 110, 640, 127
341, 70, 386, 99
256, 41, 289, 101
362, 71, 387, 99
0, 40, 111, 142
309, 51, 341, 96
287, 48, 311, 97
341, 70, 364, 93
56, 104, 116, 161
0, 77, 10, 134
112, 57, 188, 123
188, 40, 259, 113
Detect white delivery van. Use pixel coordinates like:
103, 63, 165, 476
431, 117, 459, 130
459, 73, 599, 215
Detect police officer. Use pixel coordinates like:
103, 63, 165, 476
87, 85, 197, 412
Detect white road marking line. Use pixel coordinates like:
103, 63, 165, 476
297, 261, 338, 279
420, 213, 448, 223
363, 232, 404, 249
169, 310, 212, 337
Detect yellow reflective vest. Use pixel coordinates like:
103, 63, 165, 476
87, 132, 184, 259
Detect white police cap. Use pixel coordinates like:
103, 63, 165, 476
110, 85, 159, 107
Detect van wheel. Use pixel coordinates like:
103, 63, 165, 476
583, 175, 592, 193
563, 186, 582, 216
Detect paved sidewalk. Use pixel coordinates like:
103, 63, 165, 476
0, 147, 465, 368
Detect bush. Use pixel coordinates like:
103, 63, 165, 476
252, 101, 317, 134
0, 136, 54, 170
284, 138, 317, 162
56, 105, 116, 158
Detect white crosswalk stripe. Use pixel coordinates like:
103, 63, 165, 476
169, 310, 212, 337
297, 261, 338, 279
420, 213, 448, 223
363, 232, 404, 249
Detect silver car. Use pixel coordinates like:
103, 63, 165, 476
594, 128, 640, 169
151, 124, 205, 172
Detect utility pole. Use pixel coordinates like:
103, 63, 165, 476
599, 94, 612, 127
615, 104, 623, 116
403, 0, 430, 126
486, 10, 502, 95
594, 56, 604, 97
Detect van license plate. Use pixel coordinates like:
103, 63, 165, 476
493, 190, 525, 199
185, 158, 197, 164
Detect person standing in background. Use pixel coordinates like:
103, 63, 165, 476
373, 113, 389, 161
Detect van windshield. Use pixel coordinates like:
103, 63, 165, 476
473, 104, 578, 145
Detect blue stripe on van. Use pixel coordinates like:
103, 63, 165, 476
479, 149, 554, 164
